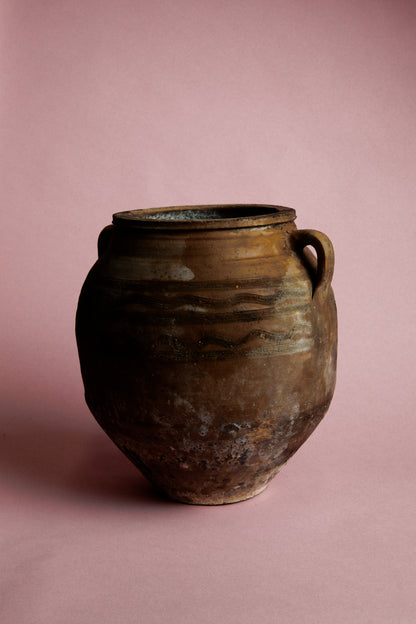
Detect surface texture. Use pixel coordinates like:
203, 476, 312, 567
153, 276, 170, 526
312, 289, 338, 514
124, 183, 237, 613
1, 1, 416, 622
76, 207, 337, 504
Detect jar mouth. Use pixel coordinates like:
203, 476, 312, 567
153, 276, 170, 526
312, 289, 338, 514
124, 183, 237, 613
113, 204, 296, 230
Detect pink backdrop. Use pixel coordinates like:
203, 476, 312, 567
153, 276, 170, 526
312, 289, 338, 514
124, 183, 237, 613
1, 1, 415, 622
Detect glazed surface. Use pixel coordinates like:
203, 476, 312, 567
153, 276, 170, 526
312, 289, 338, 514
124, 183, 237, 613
76, 206, 337, 504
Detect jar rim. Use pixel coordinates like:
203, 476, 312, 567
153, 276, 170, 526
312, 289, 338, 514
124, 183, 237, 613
112, 204, 296, 230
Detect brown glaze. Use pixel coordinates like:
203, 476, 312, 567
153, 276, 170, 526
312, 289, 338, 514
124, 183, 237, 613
76, 204, 337, 504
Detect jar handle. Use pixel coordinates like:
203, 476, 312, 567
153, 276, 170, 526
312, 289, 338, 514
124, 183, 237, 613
293, 229, 335, 299
97, 225, 114, 257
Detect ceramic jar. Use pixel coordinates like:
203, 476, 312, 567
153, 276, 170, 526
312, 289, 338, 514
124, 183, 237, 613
76, 204, 337, 504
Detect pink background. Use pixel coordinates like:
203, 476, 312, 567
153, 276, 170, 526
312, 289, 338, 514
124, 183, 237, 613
1, 1, 415, 622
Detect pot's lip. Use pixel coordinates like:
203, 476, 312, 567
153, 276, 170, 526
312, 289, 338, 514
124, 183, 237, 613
112, 204, 296, 230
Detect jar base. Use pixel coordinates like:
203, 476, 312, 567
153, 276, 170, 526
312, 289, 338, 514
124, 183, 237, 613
160, 470, 281, 506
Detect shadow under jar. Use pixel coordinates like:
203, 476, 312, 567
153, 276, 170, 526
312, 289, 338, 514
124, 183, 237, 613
76, 204, 337, 504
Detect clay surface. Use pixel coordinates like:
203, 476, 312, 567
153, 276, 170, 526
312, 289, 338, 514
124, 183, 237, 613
76, 204, 337, 504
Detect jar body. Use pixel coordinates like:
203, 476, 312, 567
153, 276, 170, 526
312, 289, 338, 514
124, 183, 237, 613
76, 205, 337, 504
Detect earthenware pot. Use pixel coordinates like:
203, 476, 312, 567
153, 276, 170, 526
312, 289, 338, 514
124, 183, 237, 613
76, 204, 337, 504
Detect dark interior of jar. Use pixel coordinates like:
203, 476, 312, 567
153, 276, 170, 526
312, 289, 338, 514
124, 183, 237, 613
141, 205, 278, 221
